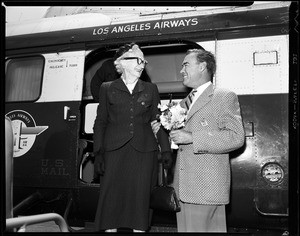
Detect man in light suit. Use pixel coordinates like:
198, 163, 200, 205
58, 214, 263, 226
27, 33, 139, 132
151, 49, 245, 232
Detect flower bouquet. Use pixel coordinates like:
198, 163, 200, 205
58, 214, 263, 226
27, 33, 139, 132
157, 101, 187, 149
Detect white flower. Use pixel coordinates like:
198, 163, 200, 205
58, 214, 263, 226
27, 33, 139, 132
158, 102, 187, 130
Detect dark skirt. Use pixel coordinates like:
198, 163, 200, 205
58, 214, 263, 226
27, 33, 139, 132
94, 142, 158, 231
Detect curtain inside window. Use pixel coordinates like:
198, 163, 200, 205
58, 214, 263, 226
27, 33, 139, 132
6, 57, 44, 102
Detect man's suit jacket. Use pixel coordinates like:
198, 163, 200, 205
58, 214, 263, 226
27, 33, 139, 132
174, 84, 245, 205
93, 78, 170, 154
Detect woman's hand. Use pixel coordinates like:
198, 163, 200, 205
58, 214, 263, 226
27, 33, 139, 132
161, 151, 173, 169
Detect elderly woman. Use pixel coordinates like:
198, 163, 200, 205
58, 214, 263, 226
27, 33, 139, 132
93, 43, 172, 232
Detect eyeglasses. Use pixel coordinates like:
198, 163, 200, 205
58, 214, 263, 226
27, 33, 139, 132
121, 57, 148, 65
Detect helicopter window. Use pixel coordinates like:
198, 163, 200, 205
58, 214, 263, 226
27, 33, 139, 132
144, 50, 185, 84
253, 51, 278, 65
5, 56, 44, 102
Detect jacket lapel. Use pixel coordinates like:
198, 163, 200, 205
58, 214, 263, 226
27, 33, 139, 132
132, 79, 145, 94
186, 84, 214, 121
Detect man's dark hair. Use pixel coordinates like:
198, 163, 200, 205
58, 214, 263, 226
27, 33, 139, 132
187, 49, 216, 81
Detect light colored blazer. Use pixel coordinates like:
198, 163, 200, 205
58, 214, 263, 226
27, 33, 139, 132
174, 84, 245, 205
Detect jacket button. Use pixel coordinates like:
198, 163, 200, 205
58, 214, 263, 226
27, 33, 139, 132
179, 148, 183, 151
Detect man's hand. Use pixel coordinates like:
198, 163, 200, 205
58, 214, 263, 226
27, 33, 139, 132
170, 129, 193, 144
94, 152, 105, 176
161, 151, 173, 169
151, 120, 161, 138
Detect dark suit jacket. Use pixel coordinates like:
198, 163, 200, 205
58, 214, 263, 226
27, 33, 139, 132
93, 78, 170, 154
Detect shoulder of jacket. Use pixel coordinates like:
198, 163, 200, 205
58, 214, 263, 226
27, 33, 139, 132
212, 88, 238, 103
213, 87, 236, 96
99, 81, 114, 94
103, 81, 114, 88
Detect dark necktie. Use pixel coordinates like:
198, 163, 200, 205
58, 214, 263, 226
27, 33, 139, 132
185, 89, 197, 110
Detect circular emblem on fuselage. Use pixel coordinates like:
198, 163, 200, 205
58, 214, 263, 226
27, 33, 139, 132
6, 110, 48, 157
261, 162, 284, 184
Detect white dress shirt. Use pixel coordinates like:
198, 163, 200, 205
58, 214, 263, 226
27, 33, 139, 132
122, 78, 138, 94
188, 81, 212, 112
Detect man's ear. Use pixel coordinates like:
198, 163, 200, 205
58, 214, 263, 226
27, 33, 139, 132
199, 61, 207, 72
